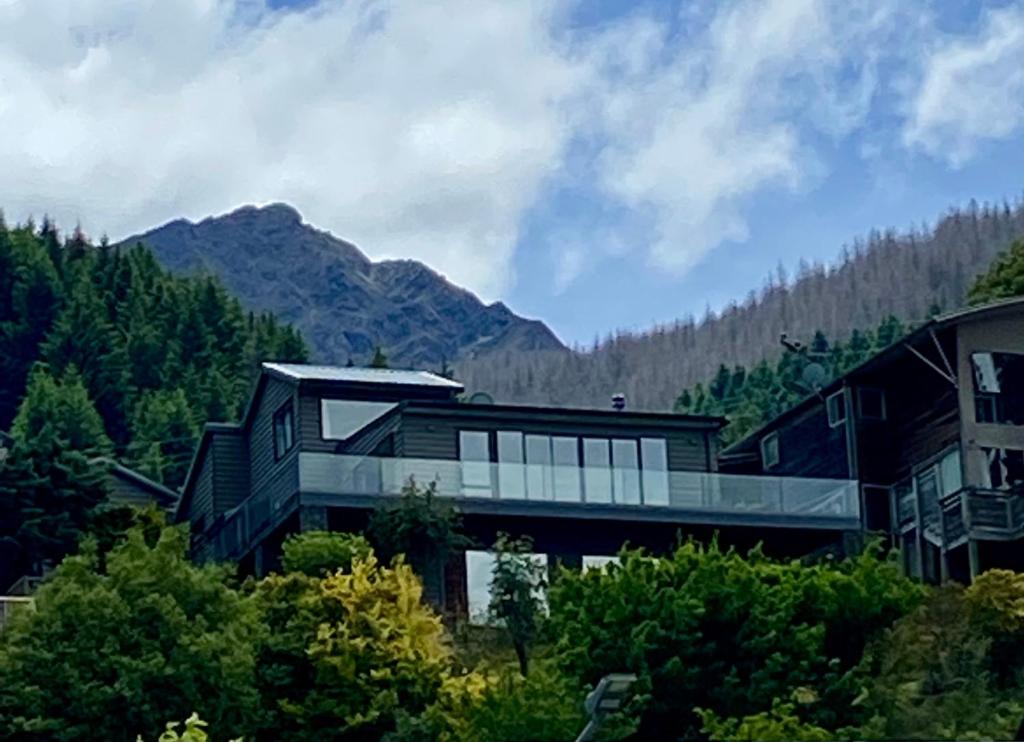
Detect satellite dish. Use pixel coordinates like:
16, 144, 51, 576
801, 362, 827, 391
467, 391, 494, 405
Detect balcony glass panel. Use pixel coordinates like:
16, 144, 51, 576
641, 438, 669, 505
552, 436, 581, 502
296, 454, 861, 524
526, 435, 554, 501
459, 431, 492, 496
583, 439, 612, 503
612, 439, 641, 505
497, 431, 525, 500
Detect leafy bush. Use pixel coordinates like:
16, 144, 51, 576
546, 539, 923, 739
281, 530, 372, 577
0, 525, 261, 742
252, 552, 455, 741
446, 663, 586, 742
847, 586, 1024, 741
138, 713, 241, 742
699, 697, 832, 742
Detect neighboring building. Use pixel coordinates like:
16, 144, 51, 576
720, 298, 1024, 584
95, 458, 180, 511
176, 363, 859, 615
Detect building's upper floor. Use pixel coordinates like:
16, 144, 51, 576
176, 363, 860, 561
720, 297, 1024, 541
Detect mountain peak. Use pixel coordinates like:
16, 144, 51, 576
121, 208, 565, 368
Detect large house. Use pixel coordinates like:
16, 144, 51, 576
720, 298, 1024, 585
176, 363, 858, 615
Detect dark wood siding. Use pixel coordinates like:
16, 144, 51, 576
249, 377, 301, 504
212, 432, 250, 513
192, 449, 215, 526
106, 472, 167, 509
856, 355, 960, 486
771, 403, 850, 479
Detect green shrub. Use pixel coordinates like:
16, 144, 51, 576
252, 553, 455, 741
280, 530, 372, 577
0, 525, 261, 742
546, 539, 922, 739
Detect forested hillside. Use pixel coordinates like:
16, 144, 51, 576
457, 198, 1024, 410
0, 215, 308, 487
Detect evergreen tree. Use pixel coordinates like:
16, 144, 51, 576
370, 346, 389, 369
128, 389, 198, 488
969, 238, 1024, 305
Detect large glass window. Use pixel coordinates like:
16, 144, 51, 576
552, 436, 582, 502
459, 431, 492, 495
972, 352, 1024, 425
612, 439, 641, 504
497, 431, 525, 499
465, 549, 549, 626
526, 435, 554, 500
273, 402, 295, 460
321, 399, 396, 440
641, 438, 670, 505
583, 438, 612, 503
938, 448, 962, 497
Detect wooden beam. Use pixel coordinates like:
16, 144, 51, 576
904, 342, 958, 387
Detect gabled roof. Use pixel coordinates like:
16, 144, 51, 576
723, 296, 1024, 457
263, 363, 464, 390
92, 457, 180, 510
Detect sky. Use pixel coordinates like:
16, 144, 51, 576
2, 0, 1024, 345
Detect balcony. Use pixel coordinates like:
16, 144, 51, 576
210, 454, 859, 561
900, 486, 1024, 548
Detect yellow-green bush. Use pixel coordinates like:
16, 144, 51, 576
252, 552, 455, 741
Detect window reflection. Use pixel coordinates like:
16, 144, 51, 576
459, 431, 492, 496
973, 352, 1024, 425
583, 438, 612, 503
497, 431, 524, 499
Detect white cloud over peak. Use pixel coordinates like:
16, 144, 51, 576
904, 5, 1024, 167
1, 0, 1021, 300
0, 0, 583, 298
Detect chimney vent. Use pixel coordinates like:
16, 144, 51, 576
612, 393, 626, 411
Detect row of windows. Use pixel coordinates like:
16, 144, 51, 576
459, 430, 670, 505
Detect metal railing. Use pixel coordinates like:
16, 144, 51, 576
0, 596, 34, 630
298, 453, 860, 519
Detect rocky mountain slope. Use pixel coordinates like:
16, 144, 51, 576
123, 204, 564, 368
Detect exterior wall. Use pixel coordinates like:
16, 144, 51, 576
396, 409, 716, 472
106, 473, 160, 509
766, 403, 849, 479
248, 377, 301, 506
958, 311, 1024, 487
191, 448, 215, 528
211, 432, 250, 514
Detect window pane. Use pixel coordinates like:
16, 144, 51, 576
459, 431, 491, 494
321, 399, 396, 440
973, 352, 1024, 425
552, 437, 581, 502
465, 550, 495, 625
939, 449, 962, 497
497, 431, 525, 500
612, 439, 640, 504
641, 438, 669, 506
583, 438, 611, 503
526, 435, 553, 500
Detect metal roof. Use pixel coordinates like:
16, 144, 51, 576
262, 363, 464, 389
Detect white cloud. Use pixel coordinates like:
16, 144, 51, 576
587, 0, 900, 274
904, 5, 1024, 168
0, 0, 583, 299
0, 0, 980, 299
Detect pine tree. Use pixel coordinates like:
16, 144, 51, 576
370, 346, 389, 369
128, 389, 198, 488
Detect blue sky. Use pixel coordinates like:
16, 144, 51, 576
3, 0, 1024, 346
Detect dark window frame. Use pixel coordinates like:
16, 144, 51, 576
857, 387, 887, 421
761, 431, 780, 470
826, 390, 846, 428
273, 401, 295, 461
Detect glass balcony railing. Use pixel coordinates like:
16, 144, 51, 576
298, 453, 860, 520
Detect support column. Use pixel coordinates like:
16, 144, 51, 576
299, 505, 328, 532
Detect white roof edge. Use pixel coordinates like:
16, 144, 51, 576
260, 362, 464, 388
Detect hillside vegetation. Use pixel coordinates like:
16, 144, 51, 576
458, 199, 1024, 410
